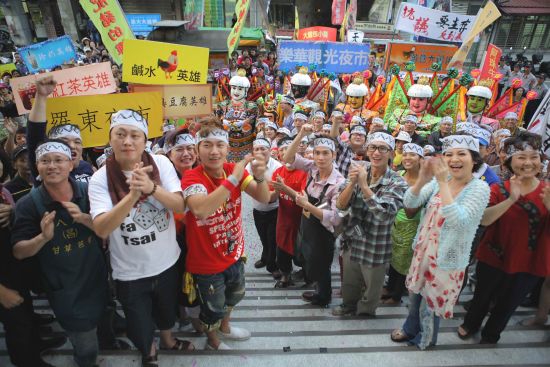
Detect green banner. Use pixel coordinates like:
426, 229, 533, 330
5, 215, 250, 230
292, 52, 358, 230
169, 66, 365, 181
227, 0, 251, 57
79, 0, 135, 65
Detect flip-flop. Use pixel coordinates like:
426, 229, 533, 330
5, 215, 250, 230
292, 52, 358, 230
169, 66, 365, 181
390, 329, 410, 343
161, 338, 195, 351
457, 325, 475, 340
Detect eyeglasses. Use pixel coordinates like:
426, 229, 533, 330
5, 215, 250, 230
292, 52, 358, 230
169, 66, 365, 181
38, 158, 71, 166
367, 145, 390, 153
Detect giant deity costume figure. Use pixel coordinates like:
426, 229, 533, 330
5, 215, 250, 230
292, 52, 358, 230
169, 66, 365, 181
336, 77, 378, 124
290, 67, 320, 114
216, 69, 258, 161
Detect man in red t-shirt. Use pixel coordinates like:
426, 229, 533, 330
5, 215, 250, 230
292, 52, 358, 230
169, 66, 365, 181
181, 120, 270, 350
270, 138, 307, 287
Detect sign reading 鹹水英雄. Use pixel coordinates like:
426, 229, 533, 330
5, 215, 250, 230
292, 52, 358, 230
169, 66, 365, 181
18, 36, 77, 73
122, 39, 209, 85
395, 2, 476, 43
79, 0, 135, 65
277, 41, 370, 74
132, 85, 213, 118
46, 92, 163, 148
10, 62, 117, 115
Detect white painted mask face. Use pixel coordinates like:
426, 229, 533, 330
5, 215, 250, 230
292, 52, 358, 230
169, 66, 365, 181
231, 85, 247, 101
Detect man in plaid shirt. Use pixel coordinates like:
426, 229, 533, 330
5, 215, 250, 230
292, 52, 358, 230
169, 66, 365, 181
333, 132, 407, 317
329, 113, 368, 177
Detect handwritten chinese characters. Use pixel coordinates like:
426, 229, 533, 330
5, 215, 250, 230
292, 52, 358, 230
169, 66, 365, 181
131, 85, 213, 118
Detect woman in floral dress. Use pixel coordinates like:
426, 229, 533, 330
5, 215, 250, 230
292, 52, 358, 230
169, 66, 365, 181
390, 135, 490, 349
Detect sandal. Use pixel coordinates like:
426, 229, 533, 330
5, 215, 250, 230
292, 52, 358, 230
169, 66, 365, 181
160, 338, 195, 351
390, 329, 410, 343
457, 325, 475, 340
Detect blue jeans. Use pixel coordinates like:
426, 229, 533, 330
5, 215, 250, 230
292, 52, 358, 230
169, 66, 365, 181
193, 260, 245, 330
402, 292, 440, 350
65, 328, 98, 367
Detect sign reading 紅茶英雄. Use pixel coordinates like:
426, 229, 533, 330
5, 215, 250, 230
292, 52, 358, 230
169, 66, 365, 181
132, 85, 213, 118
10, 62, 117, 115
479, 44, 502, 88
395, 2, 476, 43
46, 92, 163, 148
122, 39, 209, 85
297, 27, 337, 41
79, 0, 135, 66
277, 41, 370, 74
126, 13, 162, 37
17, 35, 77, 74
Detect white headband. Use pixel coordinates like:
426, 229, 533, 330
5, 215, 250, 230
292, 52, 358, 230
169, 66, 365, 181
110, 109, 148, 137
253, 138, 271, 149
164, 133, 196, 153
279, 140, 292, 149
441, 135, 479, 153
371, 117, 385, 126
440, 116, 453, 125
322, 124, 332, 130
456, 122, 479, 132
494, 129, 511, 138
48, 124, 82, 140
350, 125, 367, 136
196, 128, 229, 144
36, 142, 72, 161
331, 110, 343, 117
313, 137, 336, 152
294, 113, 307, 121
506, 142, 537, 160
424, 145, 435, 153
403, 143, 424, 157
163, 124, 176, 133
266, 121, 278, 131
368, 132, 395, 150
404, 115, 418, 124
257, 117, 271, 124
277, 127, 291, 136
314, 111, 326, 119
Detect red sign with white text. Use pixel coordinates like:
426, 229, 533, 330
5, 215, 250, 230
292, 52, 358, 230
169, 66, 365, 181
479, 43, 502, 88
331, 0, 346, 25
297, 27, 337, 41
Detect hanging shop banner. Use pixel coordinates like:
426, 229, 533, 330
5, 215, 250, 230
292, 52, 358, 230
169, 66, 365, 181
385, 42, 458, 74
122, 39, 209, 85
183, 0, 204, 30
227, 0, 252, 57
331, 0, 346, 25
132, 84, 213, 118
17, 35, 77, 73
395, 2, 476, 43
0, 63, 16, 75
448, 1, 501, 70
479, 43, 502, 88
10, 62, 117, 115
126, 13, 162, 37
347, 29, 364, 43
297, 27, 337, 42
46, 92, 163, 148
79, 0, 135, 65
278, 41, 370, 74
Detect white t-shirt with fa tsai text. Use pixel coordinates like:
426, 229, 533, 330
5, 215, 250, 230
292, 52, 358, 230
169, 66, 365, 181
88, 154, 181, 281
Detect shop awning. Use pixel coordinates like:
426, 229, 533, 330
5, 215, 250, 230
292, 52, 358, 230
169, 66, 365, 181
497, 0, 550, 15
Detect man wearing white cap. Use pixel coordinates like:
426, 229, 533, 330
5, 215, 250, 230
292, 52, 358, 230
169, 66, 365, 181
501, 111, 525, 136
401, 114, 426, 146
335, 132, 407, 317
464, 85, 499, 130
311, 110, 327, 133
27, 77, 95, 184
217, 69, 259, 162
246, 138, 282, 273
386, 82, 441, 137
88, 109, 194, 364
393, 131, 412, 170
428, 116, 454, 153
12, 140, 109, 367
329, 120, 368, 177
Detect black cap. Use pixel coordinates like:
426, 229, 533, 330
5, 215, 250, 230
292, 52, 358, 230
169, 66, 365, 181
12, 144, 28, 161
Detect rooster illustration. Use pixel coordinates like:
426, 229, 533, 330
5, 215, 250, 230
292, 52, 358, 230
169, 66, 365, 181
158, 50, 178, 79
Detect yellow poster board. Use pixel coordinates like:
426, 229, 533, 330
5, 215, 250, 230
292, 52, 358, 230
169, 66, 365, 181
46, 92, 163, 148
132, 85, 213, 118
0, 63, 16, 75
122, 39, 209, 85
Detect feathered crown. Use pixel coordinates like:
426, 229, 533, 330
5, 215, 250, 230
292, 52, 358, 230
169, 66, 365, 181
417, 76, 430, 86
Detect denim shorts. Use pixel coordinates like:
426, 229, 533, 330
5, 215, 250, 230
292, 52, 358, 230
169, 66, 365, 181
193, 259, 245, 330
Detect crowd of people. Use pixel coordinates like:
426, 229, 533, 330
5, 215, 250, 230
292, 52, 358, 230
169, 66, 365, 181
0, 40, 548, 367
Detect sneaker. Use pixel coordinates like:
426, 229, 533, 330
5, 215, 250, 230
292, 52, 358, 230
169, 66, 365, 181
205, 341, 231, 350
217, 326, 251, 341
332, 304, 356, 316
38, 335, 67, 353
254, 260, 266, 269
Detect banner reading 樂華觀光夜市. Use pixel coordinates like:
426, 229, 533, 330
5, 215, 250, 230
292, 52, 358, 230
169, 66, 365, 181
277, 41, 370, 74
121, 39, 209, 85
46, 92, 163, 148
79, 0, 135, 65
10, 62, 117, 115
17, 35, 77, 73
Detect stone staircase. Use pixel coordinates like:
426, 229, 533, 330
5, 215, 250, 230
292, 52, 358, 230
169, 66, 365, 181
1, 196, 549, 366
